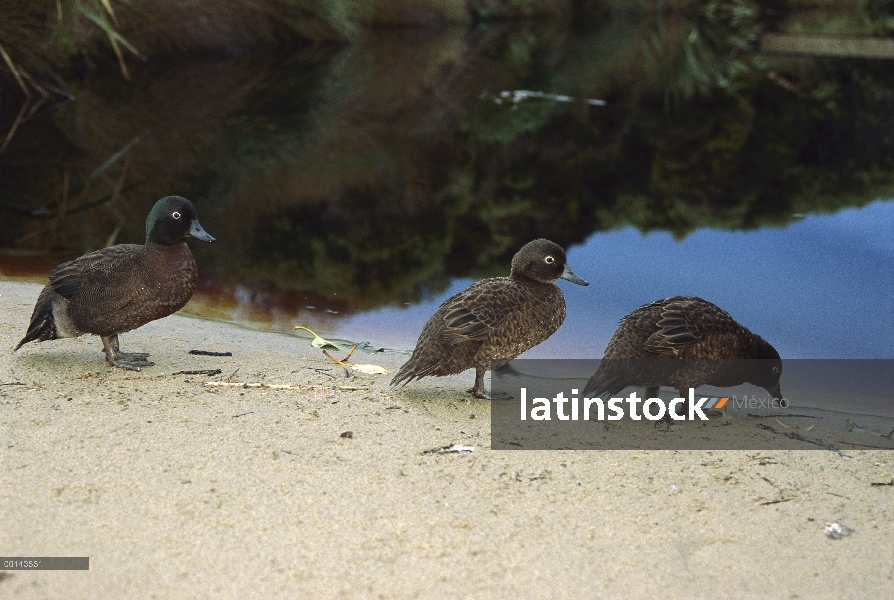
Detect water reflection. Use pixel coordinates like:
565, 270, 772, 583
333, 200, 894, 358
2, 13, 894, 355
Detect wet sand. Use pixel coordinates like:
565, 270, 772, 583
1, 280, 892, 598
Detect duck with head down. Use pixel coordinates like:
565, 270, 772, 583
583, 296, 783, 413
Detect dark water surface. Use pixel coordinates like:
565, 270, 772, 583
2, 15, 893, 357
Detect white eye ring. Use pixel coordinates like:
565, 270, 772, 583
172, 211, 181, 219
544, 256, 555, 264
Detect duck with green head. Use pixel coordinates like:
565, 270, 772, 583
15, 196, 216, 370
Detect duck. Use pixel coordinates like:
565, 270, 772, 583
582, 296, 782, 405
391, 238, 588, 398
15, 196, 216, 370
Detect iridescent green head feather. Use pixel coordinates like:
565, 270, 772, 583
145, 196, 215, 245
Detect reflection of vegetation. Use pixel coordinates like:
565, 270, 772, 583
3, 7, 894, 313
0, 0, 567, 76
860, 0, 894, 33
243, 195, 458, 308
644, 0, 758, 100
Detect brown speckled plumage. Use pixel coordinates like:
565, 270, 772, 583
583, 296, 782, 401
15, 196, 215, 370
392, 239, 588, 398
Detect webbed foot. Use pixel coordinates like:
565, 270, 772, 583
107, 351, 155, 371
655, 413, 675, 430
101, 349, 150, 359
467, 387, 489, 400
101, 335, 154, 371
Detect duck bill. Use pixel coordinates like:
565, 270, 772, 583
188, 220, 216, 243
766, 383, 782, 402
560, 264, 588, 286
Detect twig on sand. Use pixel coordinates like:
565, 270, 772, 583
746, 413, 821, 419
204, 382, 367, 392
174, 369, 222, 376
759, 498, 793, 506
190, 350, 233, 357
26, 383, 68, 397
757, 423, 850, 456
834, 441, 894, 450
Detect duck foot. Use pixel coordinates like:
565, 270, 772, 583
655, 416, 675, 430
466, 367, 513, 399
466, 388, 513, 400
655, 407, 682, 429
466, 368, 489, 400
101, 335, 154, 371
109, 352, 155, 371
493, 362, 521, 377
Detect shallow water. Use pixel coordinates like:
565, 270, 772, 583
2, 14, 894, 358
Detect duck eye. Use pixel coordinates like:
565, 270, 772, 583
772, 367, 779, 374
172, 211, 181, 219
544, 256, 555, 264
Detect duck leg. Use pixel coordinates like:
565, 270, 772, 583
467, 368, 488, 399
649, 387, 675, 429
108, 334, 150, 357
676, 388, 690, 419
101, 334, 154, 370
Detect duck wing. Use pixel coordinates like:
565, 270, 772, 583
439, 279, 523, 342
642, 296, 733, 357
390, 279, 523, 386
49, 244, 143, 305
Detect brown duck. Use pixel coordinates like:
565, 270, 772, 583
391, 239, 588, 398
582, 296, 782, 403
15, 196, 215, 370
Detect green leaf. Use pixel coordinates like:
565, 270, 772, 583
294, 326, 349, 351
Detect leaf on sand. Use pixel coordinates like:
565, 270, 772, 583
321, 349, 389, 375
312, 337, 348, 351
348, 364, 389, 375
295, 327, 389, 374
294, 326, 349, 350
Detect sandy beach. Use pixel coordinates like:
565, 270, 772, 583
1, 279, 891, 598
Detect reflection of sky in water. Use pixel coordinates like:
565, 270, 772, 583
338, 199, 894, 359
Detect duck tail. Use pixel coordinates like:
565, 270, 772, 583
390, 354, 437, 388
581, 365, 627, 399
390, 359, 418, 387
15, 296, 58, 351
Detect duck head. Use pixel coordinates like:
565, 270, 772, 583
746, 336, 783, 401
510, 239, 588, 286
146, 196, 216, 245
